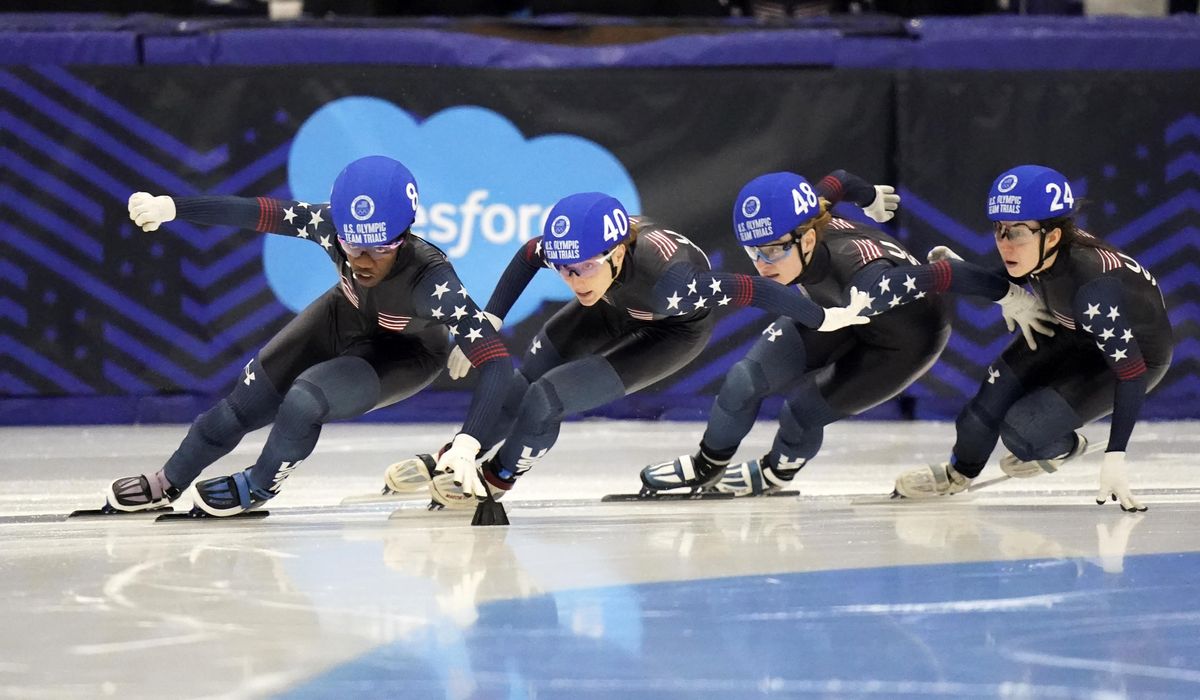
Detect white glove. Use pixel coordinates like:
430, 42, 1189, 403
438, 433, 486, 498
447, 311, 502, 380
817, 287, 872, 332
995, 282, 1057, 351
1095, 451, 1147, 512
127, 192, 176, 232
926, 245, 964, 263
862, 185, 900, 223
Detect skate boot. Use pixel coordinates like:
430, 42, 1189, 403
382, 454, 438, 495
429, 457, 514, 510
713, 455, 803, 497
192, 469, 273, 517
999, 433, 1088, 479
105, 469, 183, 512
640, 452, 725, 493
893, 461, 972, 499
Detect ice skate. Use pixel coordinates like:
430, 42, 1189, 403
892, 461, 972, 499
191, 469, 273, 517
999, 433, 1088, 478
103, 469, 183, 513
639, 453, 724, 494
712, 455, 802, 497
382, 453, 438, 495
429, 458, 512, 510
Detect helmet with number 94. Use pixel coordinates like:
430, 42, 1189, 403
986, 165, 1076, 222
732, 172, 821, 246
330, 155, 419, 246
541, 192, 630, 264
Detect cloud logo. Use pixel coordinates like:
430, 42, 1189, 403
269, 98, 641, 324
998, 174, 1019, 193
550, 215, 571, 238
741, 196, 760, 218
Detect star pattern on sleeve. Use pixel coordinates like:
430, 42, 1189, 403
1077, 286, 1146, 382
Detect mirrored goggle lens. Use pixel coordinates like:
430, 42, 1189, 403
992, 222, 1039, 243
554, 259, 605, 278
552, 249, 614, 278
339, 239, 402, 259
743, 242, 794, 263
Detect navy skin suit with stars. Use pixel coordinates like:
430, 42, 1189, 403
152, 195, 512, 496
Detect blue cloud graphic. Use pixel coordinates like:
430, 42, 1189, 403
268, 98, 641, 325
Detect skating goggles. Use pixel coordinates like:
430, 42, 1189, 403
992, 222, 1044, 243
743, 234, 799, 264
553, 249, 616, 278
338, 237, 403, 260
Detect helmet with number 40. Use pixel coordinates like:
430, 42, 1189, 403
541, 192, 630, 264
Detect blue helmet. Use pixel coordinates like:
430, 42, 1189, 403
987, 165, 1076, 222
329, 155, 419, 246
733, 172, 822, 246
541, 192, 630, 264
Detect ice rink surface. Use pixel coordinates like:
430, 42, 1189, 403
1, 420, 1197, 699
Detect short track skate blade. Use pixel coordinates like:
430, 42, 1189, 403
68, 505, 174, 518
601, 489, 799, 503
339, 491, 425, 506
155, 509, 270, 522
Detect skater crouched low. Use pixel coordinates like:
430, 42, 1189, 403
102, 155, 513, 517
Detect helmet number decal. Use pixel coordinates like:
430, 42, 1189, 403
792, 182, 819, 216
603, 208, 629, 243
1045, 181, 1074, 213
406, 182, 419, 211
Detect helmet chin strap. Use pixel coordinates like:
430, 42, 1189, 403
1032, 228, 1061, 273
788, 231, 815, 284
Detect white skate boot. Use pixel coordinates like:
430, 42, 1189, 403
999, 433, 1088, 479
893, 461, 972, 499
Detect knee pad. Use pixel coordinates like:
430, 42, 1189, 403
715, 359, 769, 414
518, 379, 565, 435
1000, 390, 1081, 461
275, 379, 334, 437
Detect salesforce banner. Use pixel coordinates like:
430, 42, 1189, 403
7, 65, 1193, 422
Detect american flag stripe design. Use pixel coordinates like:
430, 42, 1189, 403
628, 308, 655, 320
466, 338, 510, 366
827, 217, 855, 230
850, 239, 884, 266
1115, 356, 1147, 381
1052, 310, 1077, 329
1095, 248, 1123, 273
256, 197, 280, 232
378, 312, 411, 332
643, 231, 678, 261
817, 174, 843, 201
731, 275, 754, 306
339, 278, 359, 308
929, 259, 952, 294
